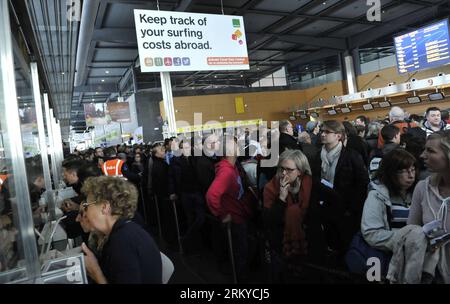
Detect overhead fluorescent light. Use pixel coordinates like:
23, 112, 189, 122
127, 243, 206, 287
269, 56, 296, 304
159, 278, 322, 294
379, 101, 391, 108
327, 109, 337, 115
310, 112, 319, 118
341, 107, 351, 114
428, 92, 445, 101
363, 103, 374, 111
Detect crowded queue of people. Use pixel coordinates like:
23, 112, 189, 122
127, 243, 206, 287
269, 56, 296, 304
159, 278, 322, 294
2, 105, 448, 284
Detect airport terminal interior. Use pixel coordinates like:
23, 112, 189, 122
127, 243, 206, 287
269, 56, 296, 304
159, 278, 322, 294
1, 0, 450, 284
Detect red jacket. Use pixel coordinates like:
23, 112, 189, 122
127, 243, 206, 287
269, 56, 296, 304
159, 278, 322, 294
206, 159, 252, 224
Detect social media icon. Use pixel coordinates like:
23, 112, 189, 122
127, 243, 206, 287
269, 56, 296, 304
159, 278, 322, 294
173, 57, 181, 66
155, 57, 163, 66
182, 57, 190, 66
164, 57, 172, 66
144, 57, 153, 66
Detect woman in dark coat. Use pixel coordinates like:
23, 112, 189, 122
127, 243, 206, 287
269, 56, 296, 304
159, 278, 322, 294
80, 176, 162, 284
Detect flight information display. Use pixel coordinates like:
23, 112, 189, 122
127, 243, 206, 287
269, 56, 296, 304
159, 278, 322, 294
394, 19, 450, 74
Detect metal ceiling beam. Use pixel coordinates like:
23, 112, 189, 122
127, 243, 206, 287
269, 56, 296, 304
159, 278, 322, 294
89, 60, 134, 65
194, 4, 380, 26
348, 6, 439, 49
175, 0, 194, 12
240, 0, 265, 12
261, 0, 346, 34
320, 0, 405, 37
398, 0, 434, 7
74, 0, 101, 86
74, 84, 118, 93
106, 0, 174, 4
263, 5, 439, 79
286, 48, 342, 69
268, 0, 354, 35
275, 34, 347, 50
248, 0, 354, 55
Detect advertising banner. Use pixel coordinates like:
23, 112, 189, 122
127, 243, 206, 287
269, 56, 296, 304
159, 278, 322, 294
84, 103, 109, 126
133, 126, 144, 144
107, 102, 131, 123
134, 10, 249, 72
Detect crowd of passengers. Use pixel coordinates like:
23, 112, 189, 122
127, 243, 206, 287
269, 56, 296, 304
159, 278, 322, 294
1, 105, 449, 284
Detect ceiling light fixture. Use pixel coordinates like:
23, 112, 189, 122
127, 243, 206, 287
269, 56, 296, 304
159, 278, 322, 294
105, 70, 110, 74
101, 79, 105, 82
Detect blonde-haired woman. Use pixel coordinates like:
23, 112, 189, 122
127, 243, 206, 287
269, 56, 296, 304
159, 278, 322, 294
263, 149, 312, 281
80, 176, 162, 284
407, 130, 450, 283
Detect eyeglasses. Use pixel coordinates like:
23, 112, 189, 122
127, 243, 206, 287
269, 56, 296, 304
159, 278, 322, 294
279, 166, 297, 173
81, 201, 97, 210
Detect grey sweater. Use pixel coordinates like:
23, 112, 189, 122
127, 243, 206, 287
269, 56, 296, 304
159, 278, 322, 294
408, 177, 450, 232
407, 177, 450, 283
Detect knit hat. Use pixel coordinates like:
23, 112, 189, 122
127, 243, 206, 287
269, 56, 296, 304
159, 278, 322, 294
306, 121, 318, 132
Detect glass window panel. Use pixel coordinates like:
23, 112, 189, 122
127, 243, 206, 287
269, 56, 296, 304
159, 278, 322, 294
0, 6, 39, 283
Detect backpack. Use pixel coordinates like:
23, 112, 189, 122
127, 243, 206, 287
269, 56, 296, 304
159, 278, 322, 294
345, 206, 393, 277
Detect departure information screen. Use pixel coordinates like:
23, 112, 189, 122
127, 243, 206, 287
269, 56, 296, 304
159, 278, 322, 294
394, 19, 450, 74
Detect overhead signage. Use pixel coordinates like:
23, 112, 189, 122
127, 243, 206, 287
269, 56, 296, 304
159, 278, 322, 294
394, 19, 450, 74
134, 10, 249, 72
304, 73, 450, 111
328, 74, 450, 106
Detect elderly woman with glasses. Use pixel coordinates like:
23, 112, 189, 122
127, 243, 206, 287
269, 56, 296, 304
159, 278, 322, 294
263, 149, 313, 263
79, 176, 162, 284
